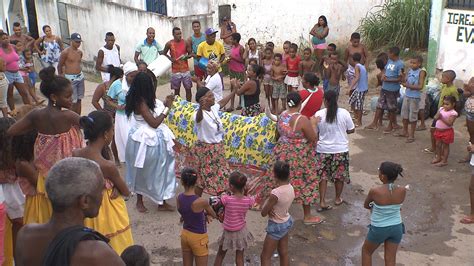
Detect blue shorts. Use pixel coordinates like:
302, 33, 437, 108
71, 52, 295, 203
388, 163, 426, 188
5, 71, 24, 85
323, 79, 329, 92
266, 217, 293, 240
366, 223, 405, 244
29, 72, 37, 85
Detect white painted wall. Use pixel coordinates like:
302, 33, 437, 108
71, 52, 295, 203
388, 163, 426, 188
35, 0, 61, 37
64, 1, 175, 64
211, 0, 384, 50
436, 9, 474, 83
108, 0, 146, 10
167, 0, 211, 17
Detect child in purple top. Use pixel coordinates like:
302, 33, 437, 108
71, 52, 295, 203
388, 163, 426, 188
177, 168, 216, 266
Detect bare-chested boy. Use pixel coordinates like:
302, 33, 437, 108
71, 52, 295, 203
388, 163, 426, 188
344, 32, 368, 94
271, 53, 288, 114
300, 48, 315, 77
58, 33, 84, 114
325, 52, 346, 95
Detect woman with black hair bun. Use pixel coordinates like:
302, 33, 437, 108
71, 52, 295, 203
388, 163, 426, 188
73, 110, 133, 254
124, 72, 176, 213
7, 66, 83, 224
362, 161, 406, 266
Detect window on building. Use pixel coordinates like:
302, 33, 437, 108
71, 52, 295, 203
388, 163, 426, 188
447, 0, 474, 9
146, 0, 167, 16
57, 2, 70, 44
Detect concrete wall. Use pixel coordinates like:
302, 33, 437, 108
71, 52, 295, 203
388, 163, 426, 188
435, 8, 474, 83
35, 0, 61, 37
210, 0, 384, 50
167, 0, 211, 17
32, 0, 212, 72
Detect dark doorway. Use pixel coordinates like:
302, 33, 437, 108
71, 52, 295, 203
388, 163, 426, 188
25, 0, 39, 39
218, 5, 231, 25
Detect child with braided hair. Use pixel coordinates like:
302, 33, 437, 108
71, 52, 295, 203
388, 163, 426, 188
214, 171, 255, 266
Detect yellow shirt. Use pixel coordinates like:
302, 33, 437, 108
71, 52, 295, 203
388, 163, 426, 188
438, 84, 459, 109
197, 41, 225, 71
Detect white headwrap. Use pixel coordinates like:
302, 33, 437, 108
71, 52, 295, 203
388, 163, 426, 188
122, 61, 138, 92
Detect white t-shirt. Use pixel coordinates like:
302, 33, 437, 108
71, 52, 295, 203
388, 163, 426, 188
315, 108, 355, 154
205, 73, 223, 101
194, 103, 224, 143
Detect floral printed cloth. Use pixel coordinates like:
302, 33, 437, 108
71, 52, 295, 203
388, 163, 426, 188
165, 97, 277, 170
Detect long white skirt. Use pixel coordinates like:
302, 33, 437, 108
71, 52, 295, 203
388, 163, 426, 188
114, 112, 131, 163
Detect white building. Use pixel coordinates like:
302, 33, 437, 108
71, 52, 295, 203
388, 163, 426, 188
428, 0, 474, 83
1, 0, 384, 71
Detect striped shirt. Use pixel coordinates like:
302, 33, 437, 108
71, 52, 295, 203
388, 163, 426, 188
221, 195, 255, 231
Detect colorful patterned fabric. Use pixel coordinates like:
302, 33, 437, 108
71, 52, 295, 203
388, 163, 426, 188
24, 126, 84, 224
241, 103, 262, 117
165, 97, 277, 170
251, 111, 319, 205
189, 142, 230, 196
315, 152, 350, 184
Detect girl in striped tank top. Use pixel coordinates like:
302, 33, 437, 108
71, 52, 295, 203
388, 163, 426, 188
214, 171, 255, 266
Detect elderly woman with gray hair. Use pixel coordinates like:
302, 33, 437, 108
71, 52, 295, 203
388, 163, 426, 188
15, 157, 125, 266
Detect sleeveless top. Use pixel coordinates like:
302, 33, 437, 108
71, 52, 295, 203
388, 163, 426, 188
243, 80, 260, 107
263, 60, 272, 80
355, 63, 368, 92
228, 45, 245, 73
99, 45, 120, 81
248, 49, 260, 64
170, 39, 189, 73
0, 45, 20, 72
286, 56, 301, 77
370, 184, 402, 227
311, 26, 326, 45
277, 111, 306, 144
41, 39, 61, 64
178, 194, 207, 234
42, 225, 109, 266
191, 33, 206, 65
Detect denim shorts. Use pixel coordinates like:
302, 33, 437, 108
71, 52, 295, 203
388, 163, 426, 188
266, 217, 293, 240
366, 223, 405, 244
5, 71, 24, 84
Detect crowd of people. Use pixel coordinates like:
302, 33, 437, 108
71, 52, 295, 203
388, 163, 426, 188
0, 13, 472, 266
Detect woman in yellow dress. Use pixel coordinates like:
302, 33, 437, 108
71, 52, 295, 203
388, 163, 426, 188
73, 110, 133, 254
7, 66, 83, 224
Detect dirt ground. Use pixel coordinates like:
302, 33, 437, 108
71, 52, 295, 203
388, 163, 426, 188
25, 72, 473, 265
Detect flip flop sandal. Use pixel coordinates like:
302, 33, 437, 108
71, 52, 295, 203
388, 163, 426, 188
303, 216, 323, 225
423, 148, 434, 154
317, 205, 333, 212
460, 217, 474, 224
416, 126, 427, 131
406, 138, 415, 143
335, 200, 345, 206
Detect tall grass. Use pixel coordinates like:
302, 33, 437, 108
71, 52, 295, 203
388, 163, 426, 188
358, 0, 431, 50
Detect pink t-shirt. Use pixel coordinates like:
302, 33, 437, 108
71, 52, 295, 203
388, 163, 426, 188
221, 195, 255, 231
0, 45, 20, 72
435, 107, 458, 129
270, 184, 295, 223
